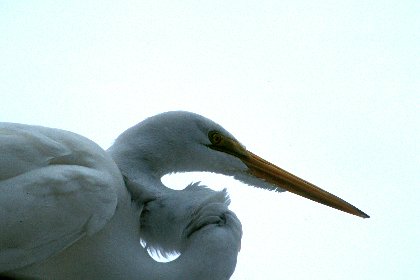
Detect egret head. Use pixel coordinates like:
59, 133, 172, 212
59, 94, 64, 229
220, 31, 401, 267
110, 111, 369, 219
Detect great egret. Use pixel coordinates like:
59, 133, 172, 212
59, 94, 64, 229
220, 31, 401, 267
0, 111, 368, 279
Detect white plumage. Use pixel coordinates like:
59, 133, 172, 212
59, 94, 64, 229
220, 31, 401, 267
0, 111, 367, 279
0, 123, 121, 273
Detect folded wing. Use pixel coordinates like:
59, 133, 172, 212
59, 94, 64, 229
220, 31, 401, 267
0, 123, 121, 272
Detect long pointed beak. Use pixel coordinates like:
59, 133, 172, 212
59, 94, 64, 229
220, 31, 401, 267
241, 151, 369, 218
207, 131, 369, 218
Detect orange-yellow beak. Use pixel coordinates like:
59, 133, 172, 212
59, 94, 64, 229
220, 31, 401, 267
208, 131, 369, 218
241, 151, 369, 218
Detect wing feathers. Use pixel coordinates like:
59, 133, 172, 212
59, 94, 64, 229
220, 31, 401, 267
0, 123, 120, 272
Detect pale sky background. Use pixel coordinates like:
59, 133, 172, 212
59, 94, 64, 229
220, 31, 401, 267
1, 1, 419, 279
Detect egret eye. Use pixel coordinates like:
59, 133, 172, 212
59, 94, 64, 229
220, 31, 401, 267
209, 131, 223, 145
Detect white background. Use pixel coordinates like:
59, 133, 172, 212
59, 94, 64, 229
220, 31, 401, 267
1, 1, 418, 279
